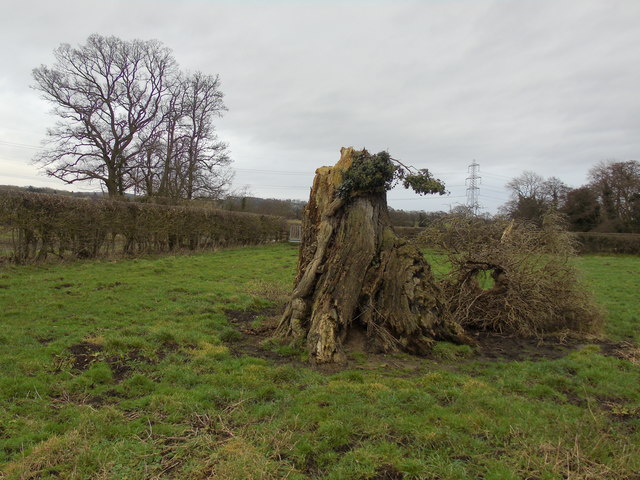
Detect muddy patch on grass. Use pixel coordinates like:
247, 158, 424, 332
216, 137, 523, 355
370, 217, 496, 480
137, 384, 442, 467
222, 305, 358, 375
372, 464, 404, 480
600, 399, 640, 424
598, 340, 640, 365
224, 306, 425, 374
104, 352, 137, 381
67, 341, 103, 370
223, 308, 639, 373
95, 281, 125, 291
61, 340, 174, 381
463, 331, 640, 364
223, 306, 300, 365
468, 332, 574, 361
225, 306, 281, 335
50, 388, 125, 409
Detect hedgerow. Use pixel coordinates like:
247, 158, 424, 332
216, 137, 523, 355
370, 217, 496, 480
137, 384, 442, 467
574, 232, 640, 255
0, 191, 286, 263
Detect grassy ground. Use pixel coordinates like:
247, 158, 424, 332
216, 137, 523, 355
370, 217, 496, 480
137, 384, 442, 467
0, 244, 638, 479
576, 255, 640, 343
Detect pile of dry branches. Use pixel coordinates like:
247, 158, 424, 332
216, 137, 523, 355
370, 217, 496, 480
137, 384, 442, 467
424, 212, 603, 337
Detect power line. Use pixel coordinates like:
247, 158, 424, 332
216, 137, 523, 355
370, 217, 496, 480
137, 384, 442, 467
0, 140, 43, 150
478, 194, 509, 201
0, 138, 517, 181
479, 186, 509, 195
234, 168, 310, 176
391, 195, 467, 201
241, 184, 309, 189
482, 171, 512, 181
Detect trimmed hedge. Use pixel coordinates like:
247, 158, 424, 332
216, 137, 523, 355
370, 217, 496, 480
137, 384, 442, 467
395, 226, 640, 255
574, 232, 640, 255
0, 191, 287, 263
394, 226, 425, 241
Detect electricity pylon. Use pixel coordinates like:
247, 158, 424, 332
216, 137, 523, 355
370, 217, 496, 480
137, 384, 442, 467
466, 161, 481, 215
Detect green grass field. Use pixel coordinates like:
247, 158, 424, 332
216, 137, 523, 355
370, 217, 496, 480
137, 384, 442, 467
0, 244, 638, 479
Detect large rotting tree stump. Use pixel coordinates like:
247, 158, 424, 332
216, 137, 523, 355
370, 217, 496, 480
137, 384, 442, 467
276, 147, 468, 363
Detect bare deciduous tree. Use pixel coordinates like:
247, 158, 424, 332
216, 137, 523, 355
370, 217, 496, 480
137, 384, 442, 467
33, 35, 178, 196
588, 160, 640, 232
132, 72, 231, 201
175, 72, 231, 200
33, 35, 232, 200
541, 176, 570, 210
501, 171, 570, 222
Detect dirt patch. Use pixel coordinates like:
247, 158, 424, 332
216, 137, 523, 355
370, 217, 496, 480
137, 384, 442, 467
68, 341, 103, 370
468, 332, 574, 361
224, 307, 307, 366
224, 306, 424, 374
223, 307, 639, 373
157, 340, 181, 357
95, 281, 125, 291
372, 464, 404, 480
63, 341, 167, 381
597, 340, 640, 365
105, 348, 172, 381
600, 399, 640, 423
225, 307, 281, 334
104, 355, 133, 381
303, 455, 320, 477
462, 331, 640, 364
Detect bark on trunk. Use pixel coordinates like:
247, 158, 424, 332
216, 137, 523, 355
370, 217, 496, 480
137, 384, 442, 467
276, 147, 468, 363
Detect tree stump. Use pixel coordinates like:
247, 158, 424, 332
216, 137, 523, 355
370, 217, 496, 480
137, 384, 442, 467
276, 147, 467, 363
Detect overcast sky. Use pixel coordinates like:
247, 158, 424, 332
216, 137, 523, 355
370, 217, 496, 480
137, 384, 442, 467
1, 0, 639, 213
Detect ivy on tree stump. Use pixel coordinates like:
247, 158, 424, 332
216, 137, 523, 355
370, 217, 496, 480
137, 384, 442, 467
276, 147, 469, 363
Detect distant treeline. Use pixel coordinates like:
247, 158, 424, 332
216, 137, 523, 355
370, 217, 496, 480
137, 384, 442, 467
502, 160, 640, 234
0, 185, 107, 198
0, 191, 286, 263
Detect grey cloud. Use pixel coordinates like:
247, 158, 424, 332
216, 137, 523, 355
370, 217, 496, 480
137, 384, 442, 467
1, 0, 639, 213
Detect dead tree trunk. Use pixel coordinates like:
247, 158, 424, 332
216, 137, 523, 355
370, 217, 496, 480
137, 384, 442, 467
276, 147, 468, 363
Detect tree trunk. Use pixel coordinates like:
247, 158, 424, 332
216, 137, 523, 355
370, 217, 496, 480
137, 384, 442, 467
276, 147, 468, 364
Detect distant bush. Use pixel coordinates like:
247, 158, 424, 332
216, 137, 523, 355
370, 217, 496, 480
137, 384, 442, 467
574, 232, 640, 255
0, 191, 286, 263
